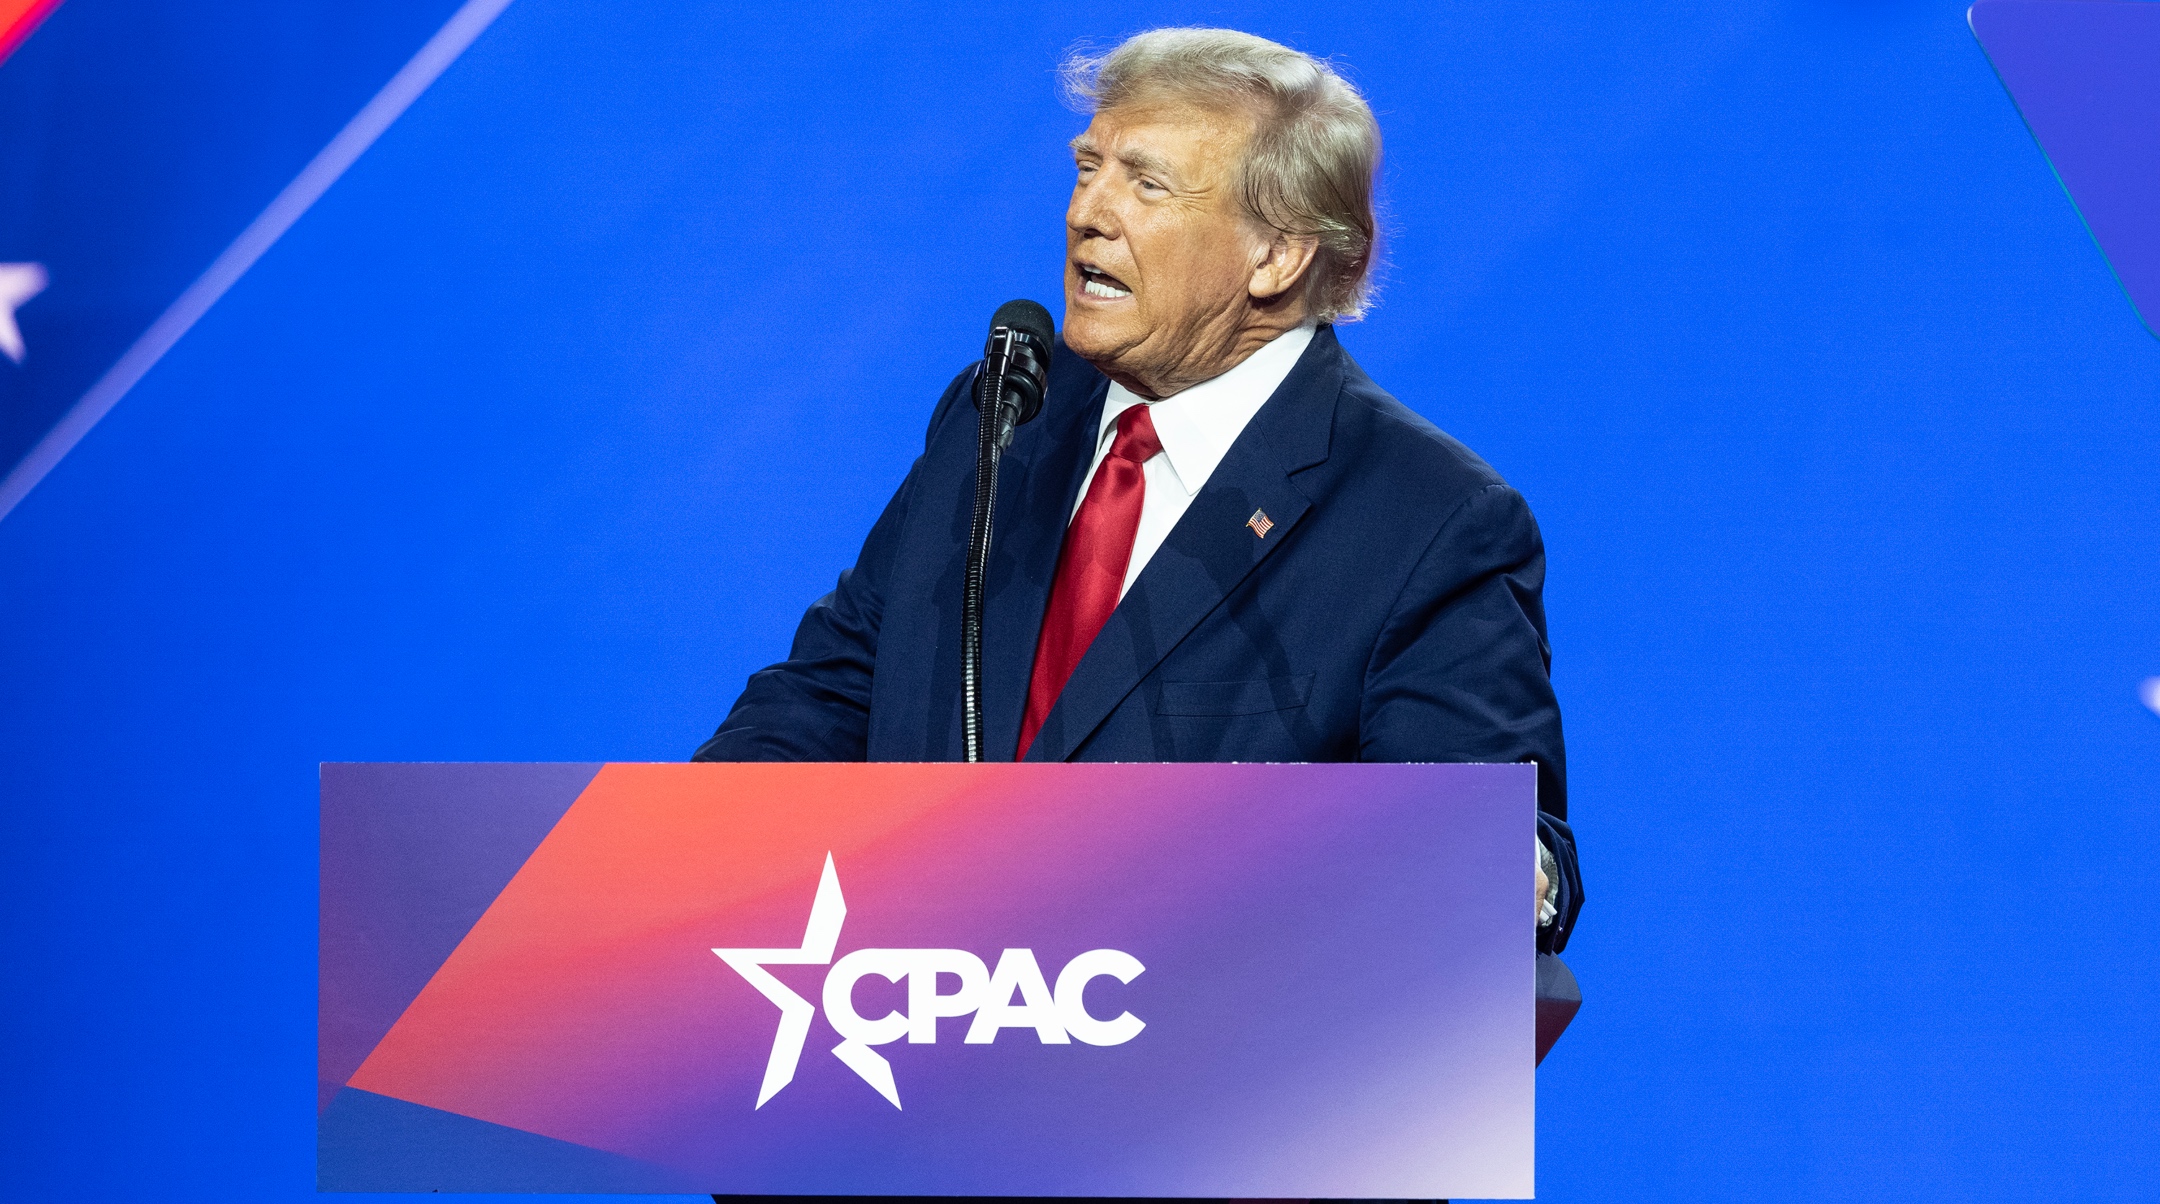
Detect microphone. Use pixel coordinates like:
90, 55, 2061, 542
962, 299, 1055, 762
972, 299, 1054, 448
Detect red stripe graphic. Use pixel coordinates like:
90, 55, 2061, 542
0, 0, 61, 66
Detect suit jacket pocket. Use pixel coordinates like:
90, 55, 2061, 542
1156, 673, 1315, 717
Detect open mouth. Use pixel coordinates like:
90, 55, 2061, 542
1077, 264, 1133, 300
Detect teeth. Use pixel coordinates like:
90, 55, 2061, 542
1083, 277, 1131, 299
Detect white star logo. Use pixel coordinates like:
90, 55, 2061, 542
712, 853, 858, 1108
711, 853, 1146, 1112
0, 262, 49, 365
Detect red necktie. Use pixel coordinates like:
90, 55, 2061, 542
1016, 404, 1163, 759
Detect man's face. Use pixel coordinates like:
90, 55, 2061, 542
1062, 103, 1269, 397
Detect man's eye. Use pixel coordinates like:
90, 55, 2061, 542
1138, 178, 1166, 194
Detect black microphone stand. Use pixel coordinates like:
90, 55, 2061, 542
960, 301, 1051, 764
960, 332, 1016, 763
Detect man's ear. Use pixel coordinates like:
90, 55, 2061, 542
1250, 232, 1321, 304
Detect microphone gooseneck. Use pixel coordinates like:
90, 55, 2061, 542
963, 299, 1055, 762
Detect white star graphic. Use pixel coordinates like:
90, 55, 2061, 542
0, 262, 49, 365
712, 853, 854, 1108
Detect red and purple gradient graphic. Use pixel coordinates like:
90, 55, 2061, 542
0, 0, 61, 65
319, 762, 1535, 1197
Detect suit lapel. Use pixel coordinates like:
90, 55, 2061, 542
1023, 328, 1344, 762
978, 365, 1110, 760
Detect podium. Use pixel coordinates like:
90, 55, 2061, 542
319, 762, 1542, 1197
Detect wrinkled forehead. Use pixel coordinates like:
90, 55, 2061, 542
1068, 102, 1257, 176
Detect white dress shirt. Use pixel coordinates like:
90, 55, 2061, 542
1072, 323, 1316, 600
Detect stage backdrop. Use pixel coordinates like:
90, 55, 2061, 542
1, 0, 2156, 1201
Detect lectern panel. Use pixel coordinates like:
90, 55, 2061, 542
319, 762, 1534, 1197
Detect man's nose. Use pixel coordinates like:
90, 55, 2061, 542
1067, 176, 1119, 242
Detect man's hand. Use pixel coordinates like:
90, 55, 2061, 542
1536, 858, 1551, 923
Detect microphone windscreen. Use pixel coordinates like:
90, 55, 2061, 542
989, 298, 1055, 349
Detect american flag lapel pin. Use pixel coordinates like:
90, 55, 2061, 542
1246, 508, 1274, 539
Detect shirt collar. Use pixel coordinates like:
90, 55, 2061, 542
1096, 323, 1317, 497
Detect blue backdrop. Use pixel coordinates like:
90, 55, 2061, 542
1, 0, 2156, 1200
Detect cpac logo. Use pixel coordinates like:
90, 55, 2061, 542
713, 854, 1145, 1110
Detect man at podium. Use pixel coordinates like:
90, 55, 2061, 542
694, 27, 1581, 954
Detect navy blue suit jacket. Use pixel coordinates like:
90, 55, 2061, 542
696, 327, 1581, 951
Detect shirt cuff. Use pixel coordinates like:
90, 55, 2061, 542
1537, 836, 1559, 928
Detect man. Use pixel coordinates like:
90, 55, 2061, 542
695, 28, 1581, 952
